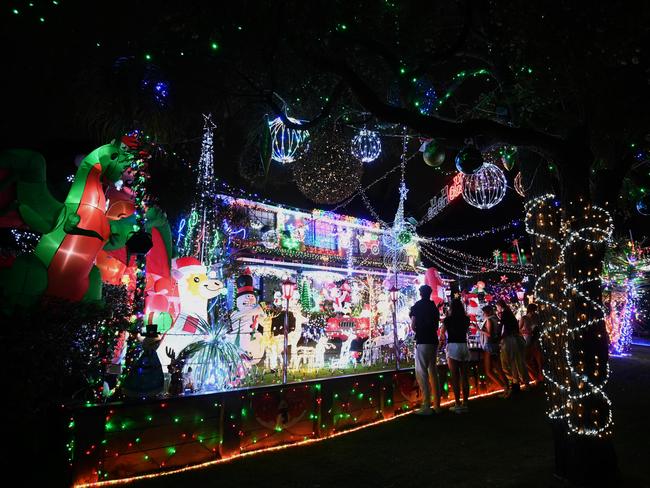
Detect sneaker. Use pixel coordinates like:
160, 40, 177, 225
449, 404, 465, 414
415, 408, 434, 416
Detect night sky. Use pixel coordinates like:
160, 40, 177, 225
1, 1, 648, 255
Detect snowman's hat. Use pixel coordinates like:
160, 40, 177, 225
236, 268, 255, 297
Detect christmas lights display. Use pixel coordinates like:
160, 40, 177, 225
0, 138, 143, 309
462, 163, 508, 210
268, 116, 310, 164
525, 194, 614, 437
181, 114, 221, 266
351, 129, 382, 163
602, 240, 648, 356
293, 133, 363, 204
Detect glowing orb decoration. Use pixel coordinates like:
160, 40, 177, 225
455, 146, 483, 174
637, 194, 650, 216
294, 135, 363, 204
423, 140, 445, 167
351, 129, 382, 163
462, 163, 507, 210
261, 229, 279, 249
268, 116, 310, 164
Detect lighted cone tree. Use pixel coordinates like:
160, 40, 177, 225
182, 114, 220, 266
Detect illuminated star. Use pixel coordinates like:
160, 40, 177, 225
500, 275, 508, 282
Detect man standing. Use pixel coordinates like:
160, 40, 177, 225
410, 285, 442, 415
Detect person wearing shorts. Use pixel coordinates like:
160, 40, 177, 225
409, 284, 441, 416
440, 298, 470, 413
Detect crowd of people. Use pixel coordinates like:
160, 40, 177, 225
409, 285, 543, 416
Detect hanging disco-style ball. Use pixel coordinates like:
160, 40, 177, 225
422, 140, 446, 167
462, 163, 508, 210
268, 116, 310, 164
351, 129, 382, 163
455, 146, 484, 174
294, 133, 363, 204
637, 194, 650, 216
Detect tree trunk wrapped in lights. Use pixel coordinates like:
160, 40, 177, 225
525, 191, 617, 483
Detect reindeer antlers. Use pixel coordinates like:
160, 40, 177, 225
165, 347, 176, 360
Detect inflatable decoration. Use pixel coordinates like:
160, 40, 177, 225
157, 257, 225, 367
0, 138, 149, 309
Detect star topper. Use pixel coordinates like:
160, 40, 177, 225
500, 275, 508, 282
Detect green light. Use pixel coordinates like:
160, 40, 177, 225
146, 416, 153, 422
144, 53, 152, 61
173, 417, 180, 423
399, 67, 406, 74
357, 393, 364, 399
39, 17, 45, 22
144, 455, 149, 460
241, 408, 247, 418
52, 0, 59, 4
167, 447, 176, 456
211, 42, 219, 50
12, 8, 19, 14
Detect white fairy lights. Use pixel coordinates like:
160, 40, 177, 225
268, 116, 310, 164
462, 163, 507, 210
351, 129, 382, 163
525, 193, 614, 438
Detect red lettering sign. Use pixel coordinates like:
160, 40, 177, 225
447, 173, 464, 201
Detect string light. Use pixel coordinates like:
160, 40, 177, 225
525, 194, 614, 437
268, 116, 310, 164
462, 163, 507, 210
351, 129, 382, 163
426, 220, 523, 242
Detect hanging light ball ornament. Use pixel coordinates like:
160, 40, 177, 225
455, 146, 484, 174
637, 194, 650, 216
422, 140, 446, 167
351, 129, 382, 163
462, 163, 508, 210
268, 116, 310, 164
293, 134, 363, 204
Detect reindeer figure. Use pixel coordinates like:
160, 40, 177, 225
166, 347, 189, 396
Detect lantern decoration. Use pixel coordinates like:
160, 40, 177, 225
462, 163, 507, 210
514, 171, 526, 197
293, 133, 363, 204
281, 277, 296, 301
388, 285, 399, 304
351, 129, 382, 163
268, 116, 310, 164
454, 145, 483, 174
422, 140, 445, 167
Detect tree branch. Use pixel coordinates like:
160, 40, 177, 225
266, 81, 347, 130
322, 57, 567, 158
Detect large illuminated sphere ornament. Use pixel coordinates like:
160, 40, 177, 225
637, 194, 650, 216
268, 116, 310, 164
351, 129, 381, 163
455, 146, 484, 174
462, 163, 507, 210
423, 140, 445, 167
294, 135, 363, 204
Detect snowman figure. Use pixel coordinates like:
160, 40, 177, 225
229, 269, 265, 364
